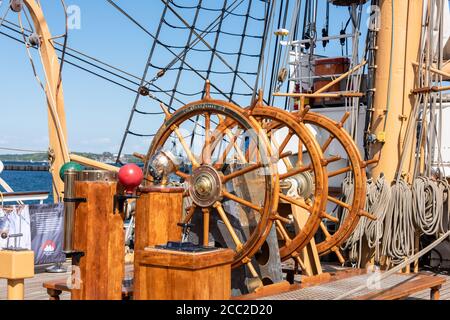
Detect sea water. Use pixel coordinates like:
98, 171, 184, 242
0, 163, 53, 203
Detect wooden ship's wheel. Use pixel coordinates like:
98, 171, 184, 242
143, 84, 279, 275
249, 106, 329, 265
297, 110, 373, 261
210, 94, 329, 271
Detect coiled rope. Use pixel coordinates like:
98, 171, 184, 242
364, 175, 391, 264
381, 178, 415, 266
341, 175, 391, 267
412, 176, 446, 236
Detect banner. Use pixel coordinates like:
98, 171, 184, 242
29, 203, 66, 265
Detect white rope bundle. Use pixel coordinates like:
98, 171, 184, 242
364, 175, 391, 263
340, 176, 360, 264
341, 175, 391, 267
381, 178, 415, 266
412, 176, 445, 236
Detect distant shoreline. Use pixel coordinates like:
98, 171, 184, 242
0, 152, 140, 164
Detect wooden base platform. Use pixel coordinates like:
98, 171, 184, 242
236, 269, 446, 300
1, 263, 449, 300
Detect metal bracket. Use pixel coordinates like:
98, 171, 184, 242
63, 197, 87, 203
113, 194, 139, 214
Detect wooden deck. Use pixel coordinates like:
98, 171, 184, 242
1, 264, 449, 300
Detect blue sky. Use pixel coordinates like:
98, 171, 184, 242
0, 0, 365, 155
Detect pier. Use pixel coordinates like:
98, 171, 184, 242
3, 164, 50, 172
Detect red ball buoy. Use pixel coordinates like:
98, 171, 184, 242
118, 164, 143, 194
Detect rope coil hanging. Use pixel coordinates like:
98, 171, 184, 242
412, 176, 446, 237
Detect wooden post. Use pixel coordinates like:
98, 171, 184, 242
70, 171, 124, 300
133, 187, 184, 300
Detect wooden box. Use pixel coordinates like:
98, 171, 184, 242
135, 247, 234, 300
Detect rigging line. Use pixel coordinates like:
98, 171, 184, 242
196, 0, 228, 149
161, 18, 264, 39
0, 29, 184, 108
252, 0, 274, 102
18, 13, 70, 163
161, 0, 256, 93
115, 1, 171, 163
106, 0, 244, 104
106, 0, 242, 80
148, 62, 258, 75
135, 109, 164, 116
2, 18, 153, 88
203, 0, 227, 96
162, 19, 263, 39
154, 41, 262, 57
55, 0, 69, 98
268, 0, 287, 105
167, 0, 203, 109
2, 20, 146, 90
169, 0, 266, 21
229, 0, 254, 100
0, 4, 10, 31
127, 131, 156, 138
0, 147, 47, 153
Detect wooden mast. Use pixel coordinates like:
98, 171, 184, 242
23, 0, 70, 201
369, 0, 424, 183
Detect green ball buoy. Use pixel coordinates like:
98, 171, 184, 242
59, 162, 84, 181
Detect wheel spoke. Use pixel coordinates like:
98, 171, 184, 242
217, 115, 247, 163
275, 220, 292, 244
222, 163, 263, 183
321, 134, 336, 153
327, 196, 350, 210
202, 208, 210, 246
321, 212, 339, 223
279, 193, 311, 211
175, 171, 189, 180
160, 103, 199, 168
173, 125, 200, 168
274, 214, 292, 224
214, 202, 243, 251
328, 166, 352, 178
294, 256, 310, 276
319, 222, 332, 240
279, 165, 312, 180
297, 139, 303, 167
222, 190, 262, 212
272, 137, 294, 170
203, 113, 212, 164
183, 204, 197, 224
278, 130, 294, 155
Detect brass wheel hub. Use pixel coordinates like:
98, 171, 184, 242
189, 165, 223, 207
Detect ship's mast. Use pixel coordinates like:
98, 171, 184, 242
368, 0, 424, 183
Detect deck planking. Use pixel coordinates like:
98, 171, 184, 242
1, 264, 449, 300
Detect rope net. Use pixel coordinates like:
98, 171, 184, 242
116, 0, 271, 160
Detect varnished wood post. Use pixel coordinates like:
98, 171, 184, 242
70, 171, 124, 300
134, 187, 184, 300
